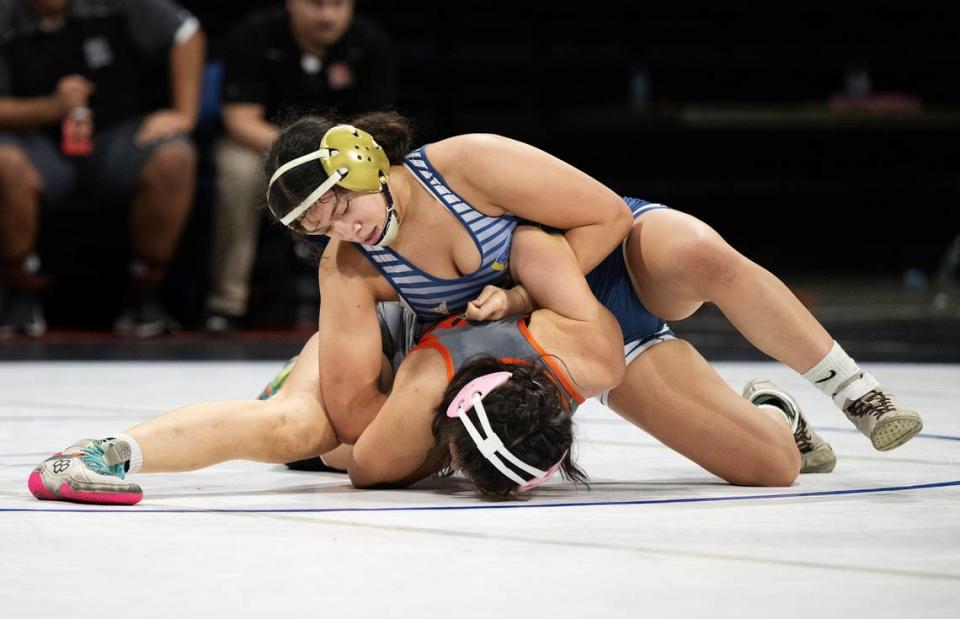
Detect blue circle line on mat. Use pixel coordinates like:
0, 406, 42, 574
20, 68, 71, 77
3, 479, 958, 514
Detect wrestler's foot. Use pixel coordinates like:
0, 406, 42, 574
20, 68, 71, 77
257, 356, 298, 401
839, 376, 923, 451
744, 379, 836, 473
28, 438, 142, 505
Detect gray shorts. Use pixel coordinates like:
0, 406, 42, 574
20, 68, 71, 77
0, 117, 192, 208
376, 301, 420, 375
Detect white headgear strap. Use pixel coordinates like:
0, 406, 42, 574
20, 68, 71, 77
266, 148, 346, 226
446, 372, 557, 489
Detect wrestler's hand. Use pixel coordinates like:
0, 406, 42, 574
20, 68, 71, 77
465, 284, 533, 321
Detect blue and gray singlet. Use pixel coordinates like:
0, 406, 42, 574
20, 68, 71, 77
356, 147, 517, 321
355, 146, 675, 358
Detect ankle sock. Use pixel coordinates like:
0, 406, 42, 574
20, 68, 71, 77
802, 341, 878, 408
115, 432, 144, 475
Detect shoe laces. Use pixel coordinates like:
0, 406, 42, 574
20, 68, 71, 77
80, 441, 126, 479
794, 417, 815, 454
846, 390, 897, 420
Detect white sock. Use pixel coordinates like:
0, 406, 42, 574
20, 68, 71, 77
115, 432, 144, 475
802, 341, 878, 408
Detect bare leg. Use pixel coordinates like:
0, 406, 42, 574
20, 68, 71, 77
623, 209, 832, 374
126, 333, 338, 472
621, 209, 922, 452
0, 146, 42, 258
607, 339, 799, 487
129, 141, 195, 264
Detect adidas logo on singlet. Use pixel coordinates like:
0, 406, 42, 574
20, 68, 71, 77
430, 301, 449, 314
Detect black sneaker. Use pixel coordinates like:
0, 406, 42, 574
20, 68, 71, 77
285, 457, 346, 473
0, 287, 47, 338
204, 311, 241, 334
114, 290, 179, 338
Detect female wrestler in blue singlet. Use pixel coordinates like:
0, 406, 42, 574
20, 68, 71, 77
264, 112, 634, 446
264, 111, 921, 487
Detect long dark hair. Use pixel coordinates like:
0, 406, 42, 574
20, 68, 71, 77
264, 110, 415, 225
431, 356, 587, 499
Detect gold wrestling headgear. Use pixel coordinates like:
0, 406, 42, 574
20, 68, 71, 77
267, 124, 399, 246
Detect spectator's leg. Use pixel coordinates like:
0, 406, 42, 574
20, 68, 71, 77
91, 119, 196, 337
0, 137, 74, 337
206, 137, 266, 331
113, 140, 196, 337
0, 145, 42, 258
129, 140, 196, 272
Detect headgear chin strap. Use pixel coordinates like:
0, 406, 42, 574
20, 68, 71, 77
365, 185, 399, 248
266, 124, 392, 237
446, 371, 567, 492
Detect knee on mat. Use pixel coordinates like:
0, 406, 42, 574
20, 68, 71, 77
733, 447, 800, 487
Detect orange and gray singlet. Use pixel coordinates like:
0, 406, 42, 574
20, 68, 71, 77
412, 314, 585, 413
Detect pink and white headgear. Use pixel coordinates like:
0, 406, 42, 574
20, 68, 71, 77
446, 371, 566, 492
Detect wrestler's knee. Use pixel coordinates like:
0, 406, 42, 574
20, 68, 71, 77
728, 445, 800, 487
670, 223, 745, 294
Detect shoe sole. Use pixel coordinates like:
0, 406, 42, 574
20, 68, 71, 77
27, 470, 143, 505
872, 417, 923, 451
27, 470, 57, 500
801, 446, 837, 473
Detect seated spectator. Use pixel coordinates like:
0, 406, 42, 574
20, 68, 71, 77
0, 0, 205, 338
206, 0, 394, 332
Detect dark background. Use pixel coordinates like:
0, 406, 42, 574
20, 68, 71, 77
189, 1, 960, 273
19, 1, 960, 359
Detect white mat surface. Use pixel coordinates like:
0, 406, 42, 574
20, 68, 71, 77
1, 361, 958, 618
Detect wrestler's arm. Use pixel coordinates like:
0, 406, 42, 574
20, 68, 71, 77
347, 352, 448, 488
465, 225, 614, 326
447, 134, 633, 274
318, 241, 398, 444
508, 225, 611, 323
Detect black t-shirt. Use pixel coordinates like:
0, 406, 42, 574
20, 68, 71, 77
221, 7, 395, 123
0, 0, 193, 131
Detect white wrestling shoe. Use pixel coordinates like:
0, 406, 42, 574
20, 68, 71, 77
834, 373, 923, 451
743, 379, 837, 474
28, 438, 142, 505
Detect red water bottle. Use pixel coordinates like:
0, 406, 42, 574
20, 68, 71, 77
61, 106, 93, 156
